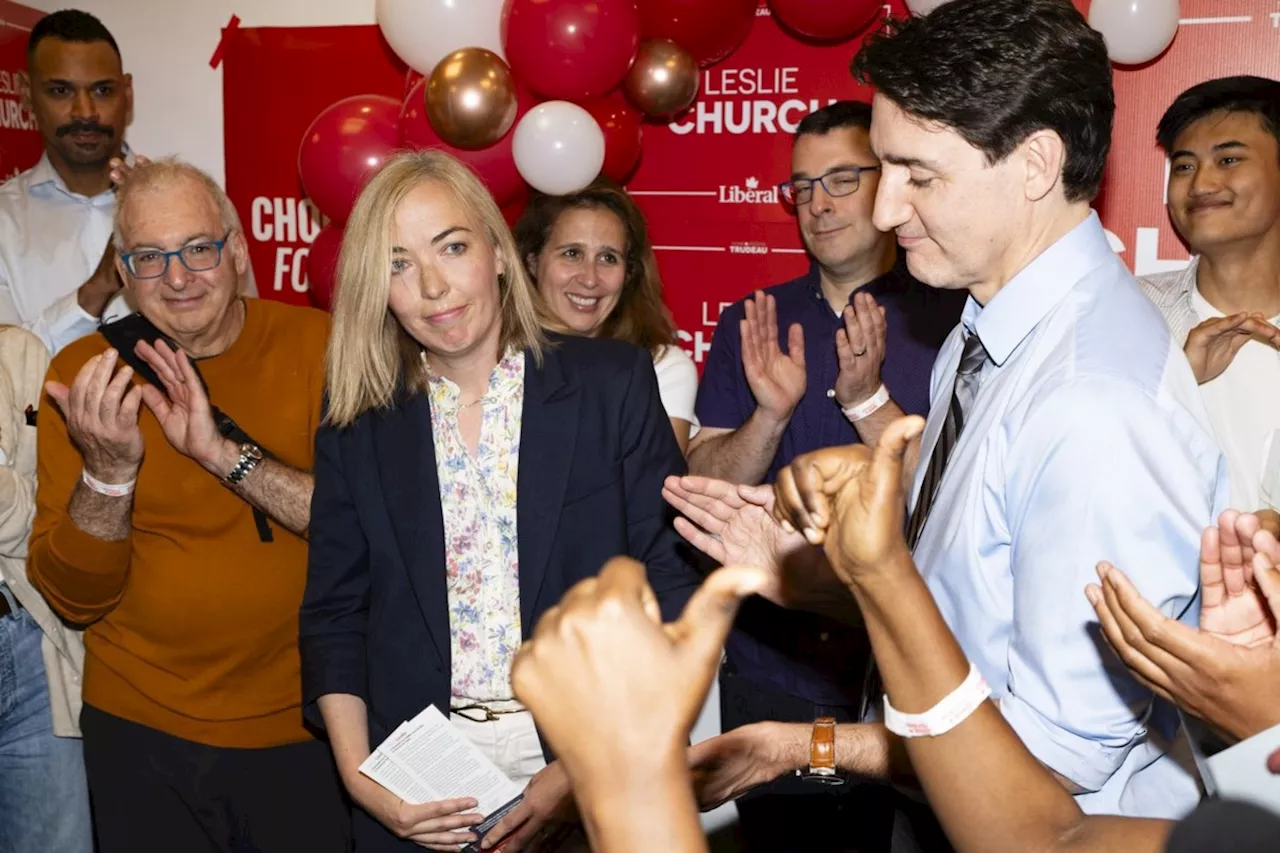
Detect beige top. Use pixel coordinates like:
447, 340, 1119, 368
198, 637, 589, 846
0, 325, 82, 737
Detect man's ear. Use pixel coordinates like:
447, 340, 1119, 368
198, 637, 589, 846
123, 72, 135, 129
1020, 129, 1066, 203
230, 229, 250, 276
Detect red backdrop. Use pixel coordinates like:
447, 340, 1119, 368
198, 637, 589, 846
221, 0, 1280, 367
0, 0, 45, 181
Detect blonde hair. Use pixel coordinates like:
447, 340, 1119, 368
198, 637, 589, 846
112, 157, 259, 296
325, 150, 556, 427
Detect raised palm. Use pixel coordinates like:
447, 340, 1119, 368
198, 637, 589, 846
663, 478, 811, 606
741, 292, 806, 421
1202, 512, 1279, 648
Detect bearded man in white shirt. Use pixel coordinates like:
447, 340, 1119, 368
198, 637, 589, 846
0, 9, 136, 355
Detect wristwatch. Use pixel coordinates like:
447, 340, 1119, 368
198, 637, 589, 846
797, 716, 845, 785
225, 443, 264, 485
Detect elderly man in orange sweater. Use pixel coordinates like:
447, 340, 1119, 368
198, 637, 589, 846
27, 158, 350, 853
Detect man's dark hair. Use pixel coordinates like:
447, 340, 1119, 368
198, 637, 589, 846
1156, 76, 1280, 155
852, 0, 1113, 202
796, 100, 872, 139
27, 9, 120, 65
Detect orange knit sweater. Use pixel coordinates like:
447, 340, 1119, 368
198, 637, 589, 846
29, 299, 330, 748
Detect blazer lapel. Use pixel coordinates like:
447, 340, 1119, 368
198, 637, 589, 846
518, 346, 579, 633
373, 393, 449, 670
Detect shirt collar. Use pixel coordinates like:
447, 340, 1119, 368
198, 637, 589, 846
972, 210, 1114, 366
27, 142, 132, 203
800, 255, 912, 309
1174, 255, 1201, 303
800, 261, 825, 302
426, 347, 526, 412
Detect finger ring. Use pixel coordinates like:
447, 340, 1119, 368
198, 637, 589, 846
853, 349, 868, 357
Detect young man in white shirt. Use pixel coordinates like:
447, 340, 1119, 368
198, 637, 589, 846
1141, 77, 1280, 522
0, 9, 132, 355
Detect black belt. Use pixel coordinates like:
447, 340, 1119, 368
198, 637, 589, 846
0, 592, 22, 619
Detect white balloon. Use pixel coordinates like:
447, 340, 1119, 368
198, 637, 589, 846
512, 102, 606, 196
1088, 0, 1180, 65
905, 0, 952, 14
375, 0, 505, 77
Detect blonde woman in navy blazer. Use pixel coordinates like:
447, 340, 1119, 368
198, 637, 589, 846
300, 150, 701, 853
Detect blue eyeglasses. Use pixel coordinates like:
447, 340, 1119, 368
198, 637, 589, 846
120, 232, 232, 279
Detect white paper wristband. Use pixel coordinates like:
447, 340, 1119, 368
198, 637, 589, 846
883, 662, 992, 738
81, 469, 136, 498
840, 384, 890, 422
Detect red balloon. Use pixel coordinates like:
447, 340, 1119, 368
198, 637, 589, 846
298, 95, 402, 224
399, 79, 535, 208
305, 223, 343, 313
502, 0, 640, 100
638, 0, 757, 67
581, 96, 643, 183
768, 0, 881, 41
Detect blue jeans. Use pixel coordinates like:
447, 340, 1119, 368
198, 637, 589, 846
0, 592, 93, 853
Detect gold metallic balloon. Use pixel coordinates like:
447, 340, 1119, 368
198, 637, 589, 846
623, 38, 699, 120
425, 47, 519, 150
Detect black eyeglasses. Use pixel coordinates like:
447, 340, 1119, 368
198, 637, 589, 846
120, 232, 232, 279
780, 166, 881, 205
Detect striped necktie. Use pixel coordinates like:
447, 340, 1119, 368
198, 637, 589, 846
859, 329, 989, 721
903, 330, 990, 548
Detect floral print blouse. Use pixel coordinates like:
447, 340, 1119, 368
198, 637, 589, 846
426, 349, 525, 703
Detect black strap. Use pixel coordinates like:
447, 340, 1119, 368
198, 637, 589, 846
99, 313, 274, 543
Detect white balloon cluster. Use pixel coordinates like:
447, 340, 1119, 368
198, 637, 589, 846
375, 0, 608, 195
375, 0, 506, 76
1089, 0, 1181, 65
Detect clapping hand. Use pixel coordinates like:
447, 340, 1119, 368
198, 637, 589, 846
834, 292, 887, 409
741, 291, 806, 424
45, 349, 144, 485
1087, 511, 1280, 742
1184, 313, 1280, 384
134, 340, 235, 476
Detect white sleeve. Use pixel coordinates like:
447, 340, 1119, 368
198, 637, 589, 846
0, 259, 87, 354
653, 345, 700, 435
28, 291, 98, 355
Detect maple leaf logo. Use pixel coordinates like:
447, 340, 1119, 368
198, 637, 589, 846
745, 176, 759, 189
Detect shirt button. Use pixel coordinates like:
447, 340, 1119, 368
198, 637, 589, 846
819, 631, 830, 642
826, 389, 835, 398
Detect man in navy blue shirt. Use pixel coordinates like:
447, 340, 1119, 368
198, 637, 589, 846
684, 101, 963, 851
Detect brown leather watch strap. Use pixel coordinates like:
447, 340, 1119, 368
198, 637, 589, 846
809, 716, 837, 773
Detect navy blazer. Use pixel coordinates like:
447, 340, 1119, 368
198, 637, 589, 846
299, 336, 700, 849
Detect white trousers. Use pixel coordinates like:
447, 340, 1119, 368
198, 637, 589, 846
450, 708, 546, 787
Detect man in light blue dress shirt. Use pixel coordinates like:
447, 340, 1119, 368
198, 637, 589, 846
853, 0, 1228, 823
669, 2, 1229, 848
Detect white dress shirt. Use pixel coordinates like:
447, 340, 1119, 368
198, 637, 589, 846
0, 153, 130, 354
1141, 259, 1280, 512
911, 212, 1229, 819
